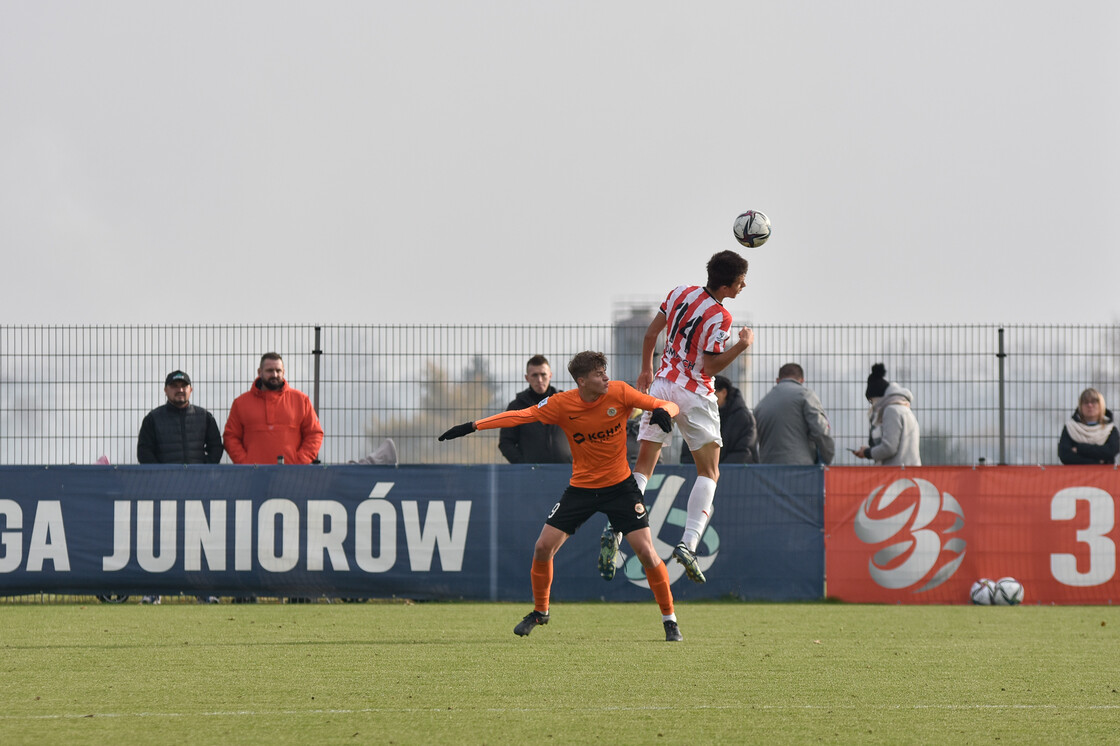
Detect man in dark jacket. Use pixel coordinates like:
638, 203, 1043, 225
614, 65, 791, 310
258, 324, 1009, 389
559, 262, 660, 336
137, 370, 224, 465
681, 375, 758, 464
498, 355, 572, 464
136, 370, 223, 604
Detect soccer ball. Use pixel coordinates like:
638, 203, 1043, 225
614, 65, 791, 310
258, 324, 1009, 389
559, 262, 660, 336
733, 210, 771, 248
993, 577, 1024, 606
969, 578, 995, 605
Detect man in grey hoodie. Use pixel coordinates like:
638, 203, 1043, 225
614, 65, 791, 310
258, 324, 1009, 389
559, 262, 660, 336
754, 363, 835, 465
854, 363, 921, 466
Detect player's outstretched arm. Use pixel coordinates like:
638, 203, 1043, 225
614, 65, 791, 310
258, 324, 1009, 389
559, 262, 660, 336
621, 384, 680, 433
438, 422, 477, 441
703, 326, 754, 377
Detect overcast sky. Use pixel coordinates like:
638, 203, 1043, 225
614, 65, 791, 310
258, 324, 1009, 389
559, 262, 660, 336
2, 2, 1118, 327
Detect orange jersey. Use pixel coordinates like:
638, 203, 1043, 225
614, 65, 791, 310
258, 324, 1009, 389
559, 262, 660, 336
475, 380, 679, 488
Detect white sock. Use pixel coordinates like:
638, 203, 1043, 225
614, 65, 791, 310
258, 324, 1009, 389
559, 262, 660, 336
681, 476, 717, 551
607, 474, 650, 545
662, 613, 677, 623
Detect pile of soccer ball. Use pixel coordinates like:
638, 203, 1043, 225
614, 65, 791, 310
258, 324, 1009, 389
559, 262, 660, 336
969, 577, 1024, 605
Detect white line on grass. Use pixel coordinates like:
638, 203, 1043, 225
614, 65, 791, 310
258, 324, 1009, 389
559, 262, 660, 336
3, 704, 1120, 721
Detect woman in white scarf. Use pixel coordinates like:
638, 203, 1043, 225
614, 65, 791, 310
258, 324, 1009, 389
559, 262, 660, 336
853, 363, 921, 466
1058, 388, 1119, 465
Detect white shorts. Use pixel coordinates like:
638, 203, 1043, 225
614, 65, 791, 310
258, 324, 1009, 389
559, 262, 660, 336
638, 378, 722, 452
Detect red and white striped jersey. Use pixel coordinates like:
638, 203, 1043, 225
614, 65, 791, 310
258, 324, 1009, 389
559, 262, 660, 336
654, 285, 733, 397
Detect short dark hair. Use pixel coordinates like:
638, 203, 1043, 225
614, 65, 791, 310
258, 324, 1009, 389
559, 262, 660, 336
568, 351, 607, 381
778, 362, 804, 380
526, 354, 550, 370
707, 250, 749, 290
713, 374, 732, 393
259, 352, 283, 368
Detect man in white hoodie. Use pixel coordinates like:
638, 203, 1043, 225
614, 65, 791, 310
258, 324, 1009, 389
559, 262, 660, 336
854, 363, 921, 466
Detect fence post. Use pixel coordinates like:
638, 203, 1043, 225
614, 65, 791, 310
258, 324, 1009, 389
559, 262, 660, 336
313, 326, 322, 414
998, 327, 1006, 465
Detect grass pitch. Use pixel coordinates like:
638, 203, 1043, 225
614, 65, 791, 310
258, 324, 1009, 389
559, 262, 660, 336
0, 600, 1117, 744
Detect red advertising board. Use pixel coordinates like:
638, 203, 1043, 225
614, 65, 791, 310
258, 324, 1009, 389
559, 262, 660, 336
825, 466, 1120, 604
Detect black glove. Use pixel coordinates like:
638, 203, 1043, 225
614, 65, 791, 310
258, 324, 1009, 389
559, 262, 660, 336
438, 422, 477, 441
650, 407, 673, 433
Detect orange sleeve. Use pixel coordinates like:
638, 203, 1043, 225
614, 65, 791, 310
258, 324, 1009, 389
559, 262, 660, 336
621, 384, 680, 419
475, 406, 544, 431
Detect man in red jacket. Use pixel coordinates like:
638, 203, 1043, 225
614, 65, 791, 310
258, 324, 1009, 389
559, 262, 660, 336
224, 352, 324, 465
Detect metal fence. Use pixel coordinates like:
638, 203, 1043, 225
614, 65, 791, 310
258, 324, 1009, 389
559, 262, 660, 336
2, 323, 1118, 466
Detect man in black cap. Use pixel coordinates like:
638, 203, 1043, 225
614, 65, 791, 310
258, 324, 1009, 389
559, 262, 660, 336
137, 371, 224, 465
136, 370, 224, 604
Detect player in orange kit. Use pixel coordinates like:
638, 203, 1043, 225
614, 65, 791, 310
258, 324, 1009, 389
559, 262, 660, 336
438, 350, 684, 642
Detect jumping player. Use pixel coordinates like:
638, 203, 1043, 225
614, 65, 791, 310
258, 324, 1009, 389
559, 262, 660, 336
600, 250, 754, 584
438, 351, 684, 642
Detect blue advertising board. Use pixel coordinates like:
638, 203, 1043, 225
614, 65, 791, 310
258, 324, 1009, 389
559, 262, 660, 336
0, 464, 823, 601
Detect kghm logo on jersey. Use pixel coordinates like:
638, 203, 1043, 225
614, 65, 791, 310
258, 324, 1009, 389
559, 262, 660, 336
571, 422, 622, 445
853, 478, 965, 592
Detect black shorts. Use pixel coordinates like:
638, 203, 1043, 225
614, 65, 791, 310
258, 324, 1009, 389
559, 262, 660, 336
544, 475, 650, 536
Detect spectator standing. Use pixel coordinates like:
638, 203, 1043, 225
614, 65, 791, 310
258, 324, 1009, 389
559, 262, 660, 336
136, 370, 223, 604
681, 374, 758, 465
224, 353, 324, 465
498, 355, 572, 464
1058, 388, 1119, 465
225, 353, 323, 604
853, 363, 921, 466
138, 370, 223, 465
754, 363, 835, 465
